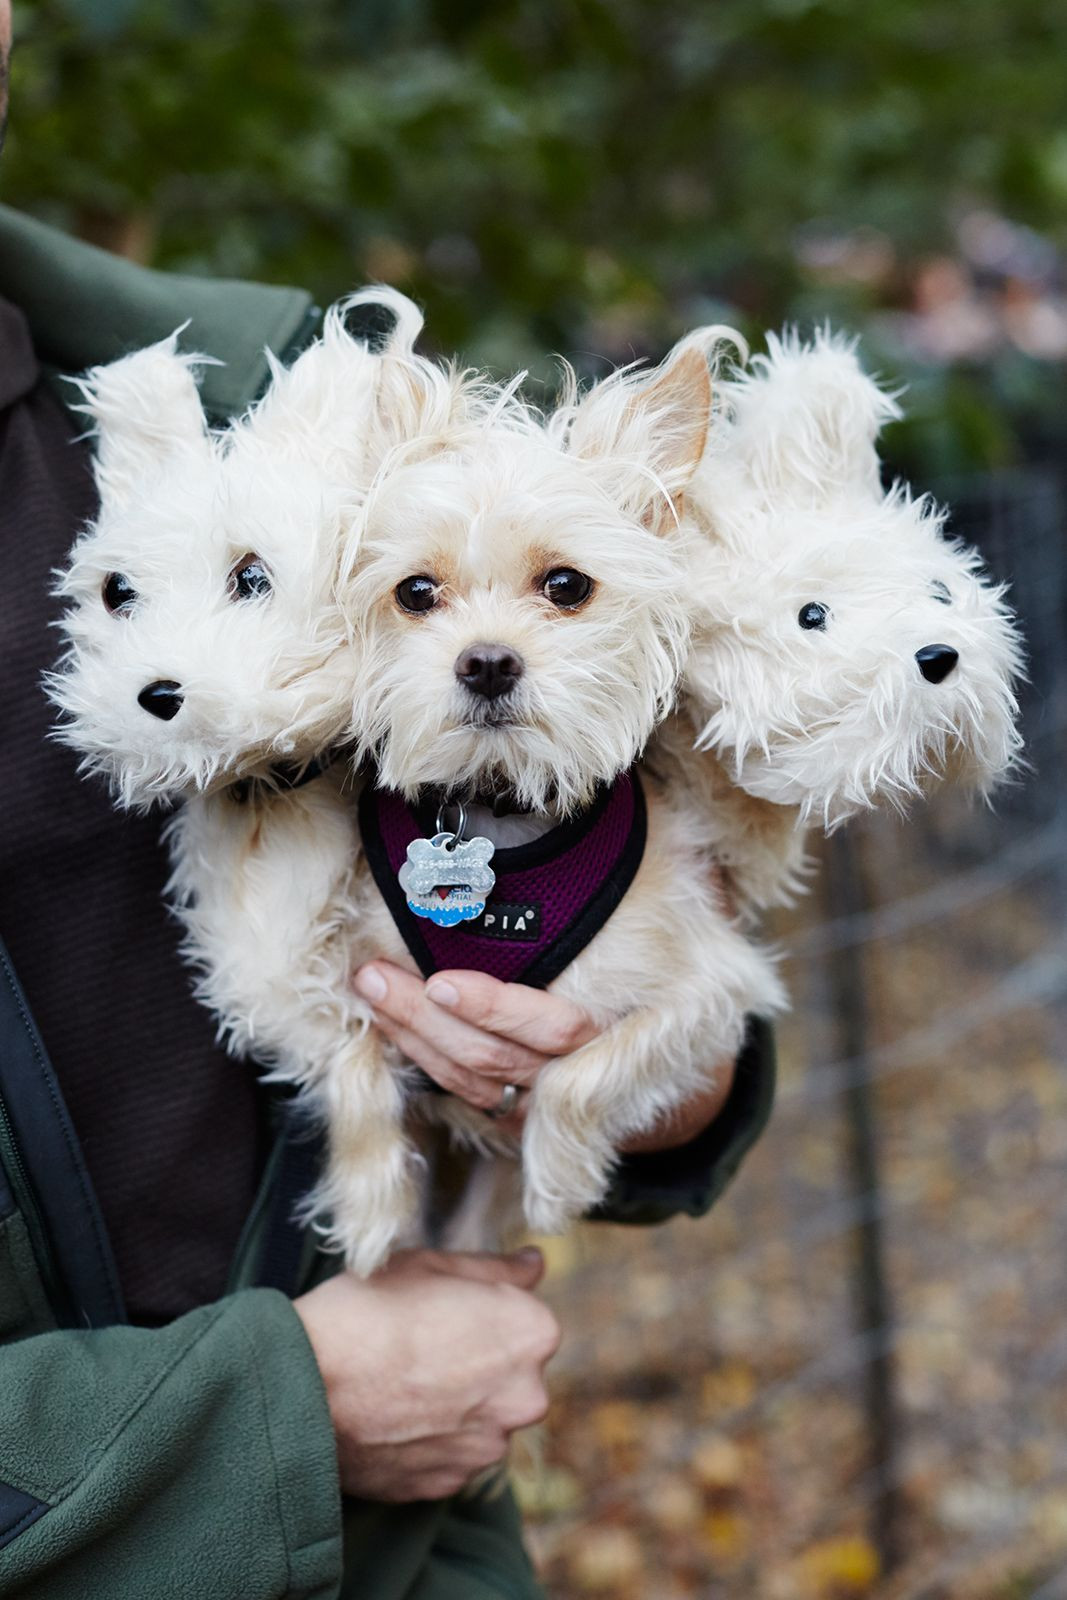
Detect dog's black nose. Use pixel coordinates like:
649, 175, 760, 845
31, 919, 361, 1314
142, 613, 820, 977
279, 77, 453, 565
915, 644, 959, 684
454, 644, 524, 701
137, 680, 184, 720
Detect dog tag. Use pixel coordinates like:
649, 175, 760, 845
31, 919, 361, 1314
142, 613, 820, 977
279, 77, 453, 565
398, 831, 497, 927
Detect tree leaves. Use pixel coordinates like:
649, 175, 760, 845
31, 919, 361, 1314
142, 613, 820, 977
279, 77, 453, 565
6, 0, 1065, 400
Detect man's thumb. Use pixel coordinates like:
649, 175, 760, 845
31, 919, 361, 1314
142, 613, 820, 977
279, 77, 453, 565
436, 1246, 545, 1289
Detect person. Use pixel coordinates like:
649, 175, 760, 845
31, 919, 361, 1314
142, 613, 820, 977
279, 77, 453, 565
0, 8, 775, 1592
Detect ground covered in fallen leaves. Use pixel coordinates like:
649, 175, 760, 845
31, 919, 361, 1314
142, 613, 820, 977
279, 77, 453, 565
522, 792, 1067, 1599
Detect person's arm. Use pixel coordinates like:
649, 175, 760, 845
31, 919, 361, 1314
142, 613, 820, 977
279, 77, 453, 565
353, 963, 775, 1225
0, 1248, 558, 1594
0, 1288, 340, 1599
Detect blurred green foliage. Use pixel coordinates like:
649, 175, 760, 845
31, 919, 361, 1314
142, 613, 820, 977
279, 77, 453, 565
4, 0, 1067, 473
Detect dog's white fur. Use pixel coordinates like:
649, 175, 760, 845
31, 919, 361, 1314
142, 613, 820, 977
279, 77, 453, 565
55, 312, 1020, 1278
303, 336, 785, 1259
673, 329, 1024, 874
51, 308, 785, 1273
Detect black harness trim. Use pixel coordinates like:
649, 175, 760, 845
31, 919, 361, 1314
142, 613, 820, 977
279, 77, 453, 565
228, 745, 350, 805
358, 771, 648, 993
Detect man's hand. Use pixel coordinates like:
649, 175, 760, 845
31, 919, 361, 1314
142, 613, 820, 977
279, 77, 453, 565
293, 1248, 560, 1502
353, 961, 736, 1150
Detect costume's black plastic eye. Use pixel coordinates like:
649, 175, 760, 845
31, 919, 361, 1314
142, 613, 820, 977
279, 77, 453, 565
395, 575, 439, 613
228, 553, 273, 601
542, 568, 594, 609
798, 602, 830, 631
103, 572, 138, 615
931, 580, 952, 605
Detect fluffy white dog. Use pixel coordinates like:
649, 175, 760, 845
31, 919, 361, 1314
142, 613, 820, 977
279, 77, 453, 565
68, 311, 1014, 1282
52, 307, 785, 1275
309, 335, 785, 1264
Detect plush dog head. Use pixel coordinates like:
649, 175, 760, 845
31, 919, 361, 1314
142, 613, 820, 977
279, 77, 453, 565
684, 330, 1025, 826
49, 288, 422, 806
344, 343, 710, 813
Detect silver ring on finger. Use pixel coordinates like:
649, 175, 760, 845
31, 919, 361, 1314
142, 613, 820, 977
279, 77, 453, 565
488, 1082, 521, 1120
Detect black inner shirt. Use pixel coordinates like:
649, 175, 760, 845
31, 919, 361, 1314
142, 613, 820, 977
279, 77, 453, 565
0, 298, 268, 1325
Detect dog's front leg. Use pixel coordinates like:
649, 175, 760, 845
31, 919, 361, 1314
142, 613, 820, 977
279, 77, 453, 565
521, 1006, 734, 1235
301, 1029, 422, 1277
439, 1153, 523, 1255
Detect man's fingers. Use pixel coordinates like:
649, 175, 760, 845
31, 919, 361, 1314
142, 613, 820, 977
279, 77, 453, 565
368, 1013, 494, 1106
355, 962, 548, 1085
423, 970, 599, 1057
427, 1246, 546, 1291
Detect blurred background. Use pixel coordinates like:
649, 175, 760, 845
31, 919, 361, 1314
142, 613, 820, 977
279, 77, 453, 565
6, 2, 1066, 1594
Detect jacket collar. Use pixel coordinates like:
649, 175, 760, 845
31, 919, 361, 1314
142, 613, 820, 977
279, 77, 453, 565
0, 204, 320, 422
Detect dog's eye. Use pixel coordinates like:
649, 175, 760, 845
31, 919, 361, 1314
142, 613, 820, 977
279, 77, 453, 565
931, 580, 952, 605
798, 602, 830, 631
395, 575, 439, 614
228, 553, 273, 602
542, 568, 593, 609
103, 572, 138, 616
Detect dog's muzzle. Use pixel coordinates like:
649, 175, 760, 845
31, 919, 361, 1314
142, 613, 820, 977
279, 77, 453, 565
454, 643, 524, 702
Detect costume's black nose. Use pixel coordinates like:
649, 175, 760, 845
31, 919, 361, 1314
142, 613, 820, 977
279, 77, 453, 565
137, 680, 184, 720
915, 644, 959, 685
454, 644, 524, 701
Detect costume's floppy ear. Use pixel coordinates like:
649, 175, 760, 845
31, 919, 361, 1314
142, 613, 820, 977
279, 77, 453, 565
563, 343, 715, 533
723, 328, 901, 504
71, 330, 210, 504
236, 285, 425, 474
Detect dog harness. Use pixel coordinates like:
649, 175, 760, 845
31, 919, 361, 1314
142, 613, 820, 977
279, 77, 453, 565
358, 770, 647, 989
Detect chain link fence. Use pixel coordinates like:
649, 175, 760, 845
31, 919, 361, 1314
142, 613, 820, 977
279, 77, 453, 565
526, 467, 1067, 1600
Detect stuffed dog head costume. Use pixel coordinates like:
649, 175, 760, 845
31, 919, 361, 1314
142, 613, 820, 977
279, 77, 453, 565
49, 288, 422, 806
681, 330, 1025, 828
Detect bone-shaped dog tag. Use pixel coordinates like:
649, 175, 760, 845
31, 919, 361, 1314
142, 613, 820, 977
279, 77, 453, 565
398, 831, 497, 927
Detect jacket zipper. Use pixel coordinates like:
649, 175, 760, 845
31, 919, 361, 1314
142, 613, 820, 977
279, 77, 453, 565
0, 1087, 63, 1311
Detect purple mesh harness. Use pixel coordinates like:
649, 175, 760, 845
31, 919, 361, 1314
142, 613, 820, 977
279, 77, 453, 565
359, 769, 647, 989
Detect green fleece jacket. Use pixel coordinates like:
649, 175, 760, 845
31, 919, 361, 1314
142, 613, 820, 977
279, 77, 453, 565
0, 203, 776, 1598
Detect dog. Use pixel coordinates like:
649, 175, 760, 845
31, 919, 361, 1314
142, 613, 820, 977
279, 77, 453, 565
298, 332, 786, 1268
50, 307, 787, 1276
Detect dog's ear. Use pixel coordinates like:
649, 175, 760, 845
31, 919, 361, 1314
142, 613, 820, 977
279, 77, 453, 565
236, 286, 425, 474
365, 283, 489, 468
71, 331, 210, 505
724, 329, 901, 504
564, 346, 713, 534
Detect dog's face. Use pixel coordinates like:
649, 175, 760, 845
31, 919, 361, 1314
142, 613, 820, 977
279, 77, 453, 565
346, 349, 710, 812
685, 330, 1024, 823
50, 291, 419, 806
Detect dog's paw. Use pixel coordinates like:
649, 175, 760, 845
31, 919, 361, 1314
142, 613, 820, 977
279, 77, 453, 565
522, 1111, 612, 1235
522, 1187, 576, 1237
301, 1146, 420, 1277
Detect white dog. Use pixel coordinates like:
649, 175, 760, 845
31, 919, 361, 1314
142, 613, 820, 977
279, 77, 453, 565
306, 335, 785, 1264
51, 307, 786, 1275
